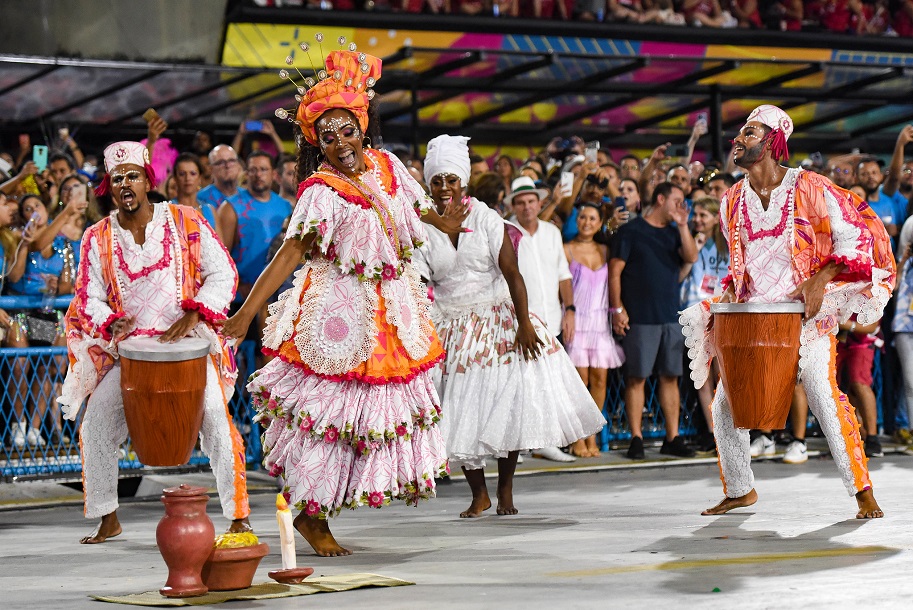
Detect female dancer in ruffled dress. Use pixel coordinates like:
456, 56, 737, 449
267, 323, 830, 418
563, 202, 625, 457
416, 135, 606, 518
223, 49, 463, 556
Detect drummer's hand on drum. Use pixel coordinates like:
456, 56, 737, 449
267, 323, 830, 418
160, 311, 200, 343
109, 316, 135, 341
516, 319, 545, 361
789, 275, 827, 320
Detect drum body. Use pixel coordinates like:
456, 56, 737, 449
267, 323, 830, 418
119, 337, 211, 466
711, 302, 804, 430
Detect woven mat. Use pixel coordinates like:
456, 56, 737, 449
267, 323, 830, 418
91, 573, 414, 606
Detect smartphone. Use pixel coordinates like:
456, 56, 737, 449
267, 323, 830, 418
33, 145, 49, 172
696, 112, 707, 124
560, 171, 575, 196
585, 140, 600, 164
671, 145, 688, 157
245, 120, 264, 132
615, 196, 627, 209
142, 108, 160, 124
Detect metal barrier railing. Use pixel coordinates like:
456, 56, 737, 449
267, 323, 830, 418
0, 294, 261, 481
0, 291, 893, 475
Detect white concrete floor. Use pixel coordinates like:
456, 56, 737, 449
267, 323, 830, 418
2, 454, 913, 609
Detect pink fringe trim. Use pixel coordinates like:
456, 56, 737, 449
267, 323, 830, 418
99, 312, 126, 341
261, 347, 445, 386
181, 298, 227, 323
821, 253, 875, 284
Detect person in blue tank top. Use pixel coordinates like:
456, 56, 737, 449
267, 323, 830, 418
173, 153, 220, 239
218, 150, 292, 297
200, 144, 247, 242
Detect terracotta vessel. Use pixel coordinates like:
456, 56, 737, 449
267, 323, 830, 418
201, 543, 270, 591
711, 302, 803, 430
120, 337, 209, 466
157, 484, 215, 598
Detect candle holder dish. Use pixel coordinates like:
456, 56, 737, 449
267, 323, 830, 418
268, 567, 315, 584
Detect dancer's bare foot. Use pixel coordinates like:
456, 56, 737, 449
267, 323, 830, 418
701, 489, 758, 515
228, 517, 253, 533
496, 480, 518, 515
293, 513, 352, 556
585, 436, 600, 457
855, 489, 884, 519
460, 494, 492, 518
569, 439, 588, 457
80, 512, 122, 544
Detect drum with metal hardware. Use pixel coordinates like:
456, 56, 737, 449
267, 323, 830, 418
119, 337, 210, 466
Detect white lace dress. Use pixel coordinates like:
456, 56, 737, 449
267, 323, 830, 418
249, 149, 448, 519
417, 203, 606, 469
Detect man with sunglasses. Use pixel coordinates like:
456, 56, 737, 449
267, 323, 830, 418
59, 141, 251, 544
201, 144, 251, 248
680, 105, 895, 520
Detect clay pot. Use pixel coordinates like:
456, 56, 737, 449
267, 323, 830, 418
201, 543, 270, 591
157, 484, 215, 598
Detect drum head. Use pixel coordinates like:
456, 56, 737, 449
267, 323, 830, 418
119, 336, 211, 362
710, 302, 805, 314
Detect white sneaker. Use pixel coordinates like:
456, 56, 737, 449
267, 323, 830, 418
10, 422, 27, 449
783, 440, 808, 464
532, 446, 577, 462
749, 434, 775, 458
25, 427, 46, 448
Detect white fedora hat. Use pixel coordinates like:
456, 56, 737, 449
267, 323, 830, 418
504, 176, 549, 205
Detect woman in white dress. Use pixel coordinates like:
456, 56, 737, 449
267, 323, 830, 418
416, 135, 606, 518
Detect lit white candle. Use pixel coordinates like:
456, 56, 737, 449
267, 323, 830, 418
276, 493, 296, 570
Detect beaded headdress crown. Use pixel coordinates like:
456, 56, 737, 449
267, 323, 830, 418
274, 34, 382, 147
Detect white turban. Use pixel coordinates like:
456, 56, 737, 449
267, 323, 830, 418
746, 104, 793, 140
103, 141, 150, 172
424, 135, 471, 186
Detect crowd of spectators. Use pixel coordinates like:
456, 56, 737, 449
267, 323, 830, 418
2, 109, 913, 461
255, 0, 913, 36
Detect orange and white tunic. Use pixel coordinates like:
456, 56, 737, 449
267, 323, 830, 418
62, 204, 249, 521
250, 149, 448, 519
680, 169, 895, 498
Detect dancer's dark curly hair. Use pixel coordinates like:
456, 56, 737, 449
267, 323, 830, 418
294, 99, 382, 185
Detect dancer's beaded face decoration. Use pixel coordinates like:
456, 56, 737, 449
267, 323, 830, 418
316, 109, 366, 177
316, 116, 362, 151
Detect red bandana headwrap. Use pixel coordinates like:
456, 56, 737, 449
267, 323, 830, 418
297, 50, 383, 146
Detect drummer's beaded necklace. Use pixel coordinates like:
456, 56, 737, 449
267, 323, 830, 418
317, 160, 402, 256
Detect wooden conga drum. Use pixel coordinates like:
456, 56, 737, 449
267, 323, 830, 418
119, 337, 210, 466
710, 302, 804, 430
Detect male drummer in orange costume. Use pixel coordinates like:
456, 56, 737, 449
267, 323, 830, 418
58, 141, 251, 543
680, 105, 895, 519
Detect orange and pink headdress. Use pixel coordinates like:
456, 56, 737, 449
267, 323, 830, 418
273, 35, 382, 147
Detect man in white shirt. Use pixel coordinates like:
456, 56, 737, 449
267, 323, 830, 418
507, 176, 578, 463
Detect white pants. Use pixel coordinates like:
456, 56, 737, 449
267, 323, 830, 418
712, 334, 871, 498
80, 358, 249, 521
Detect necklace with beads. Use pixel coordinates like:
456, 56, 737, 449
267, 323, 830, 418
317, 161, 402, 256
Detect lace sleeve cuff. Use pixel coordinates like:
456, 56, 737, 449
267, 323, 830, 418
181, 299, 227, 324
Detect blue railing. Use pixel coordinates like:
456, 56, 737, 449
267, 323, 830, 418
0, 294, 262, 480
0, 294, 894, 476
